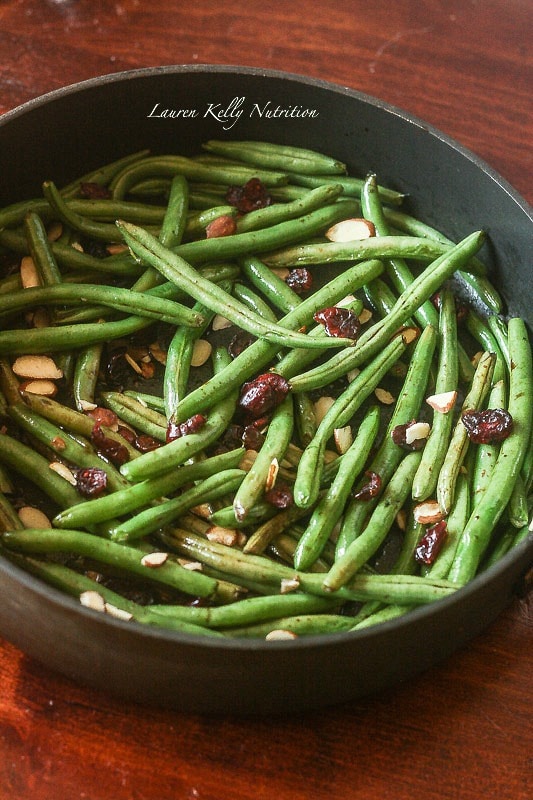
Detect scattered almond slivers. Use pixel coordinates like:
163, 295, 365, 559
104, 603, 133, 622
265, 458, 279, 492
19, 379, 58, 397
206, 526, 244, 547
79, 590, 106, 613
325, 218, 376, 242
346, 367, 360, 384
191, 339, 212, 367
375, 387, 395, 405
239, 449, 258, 471
270, 267, 290, 281
426, 390, 458, 414
399, 326, 420, 345
266, 629, 298, 641
280, 576, 300, 594
12, 354, 63, 380
333, 425, 353, 454
141, 551, 168, 568
46, 221, 63, 243
405, 421, 431, 445
358, 308, 373, 325
149, 342, 167, 365
20, 255, 41, 288
49, 461, 77, 485
413, 500, 445, 525
18, 506, 52, 529
212, 314, 232, 331
314, 396, 335, 425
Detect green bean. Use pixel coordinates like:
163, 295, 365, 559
233, 395, 294, 522
243, 504, 315, 556
487, 315, 510, 367
0, 357, 21, 406
293, 392, 317, 448
412, 291, 459, 501
336, 323, 437, 557
323, 450, 422, 591
286, 172, 404, 206
1, 528, 220, 600
166, 528, 457, 606
0, 490, 23, 532
226, 614, 356, 638
202, 140, 347, 175
293, 405, 380, 570
437, 351, 495, 515
0, 432, 81, 510
289, 231, 484, 392
54, 448, 243, 529
235, 184, 345, 234
168, 259, 384, 424
73, 342, 104, 411
101, 392, 167, 441
23, 211, 63, 286
120, 348, 239, 482
8, 402, 129, 494
232, 282, 279, 322
240, 255, 301, 314
425, 473, 470, 580
123, 391, 166, 413
293, 336, 405, 509
118, 220, 356, 350
449, 318, 532, 584
107, 468, 246, 542
60, 149, 151, 199
159, 173, 189, 248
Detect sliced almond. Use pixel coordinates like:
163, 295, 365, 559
79, 399, 98, 412
265, 458, 279, 492
32, 308, 52, 328
325, 218, 375, 242
395, 509, 407, 531
358, 307, 373, 325
399, 326, 420, 345
106, 243, 129, 255
190, 503, 213, 519
149, 342, 168, 365
239, 450, 258, 471
205, 214, 237, 239
20, 256, 41, 288
19, 379, 58, 397
426, 390, 458, 414
178, 559, 204, 571
280, 576, 300, 594
413, 500, 444, 525
46, 221, 63, 243
335, 294, 357, 308
314, 396, 335, 425
333, 425, 353, 454
51, 435, 67, 451
270, 267, 290, 281
265, 629, 298, 641
471, 351, 483, 368
206, 526, 242, 547
375, 387, 395, 405
191, 339, 212, 367
405, 421, 431, 445
124, 352, 143, 375
79, 590, 106, 613
104, 603, 133, 621
141, 551, 169, 568
346, 367, 361, 384
49, 461, 77, 485
12, 355, 63, 380
17, 506, 52, 529
212, 314, 233, 332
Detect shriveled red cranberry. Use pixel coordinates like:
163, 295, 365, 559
313, 307, 360, 340
117, 425, 136, 445
352, 471, 382, 501
461, 408, 513, 444
85, 407, 119, 429
166, 413, 206, 443
242, 424, 265, 450
391, 420, 426, 451
225, 178, 272, 213
79, 181, 112, 199
91, 424, 129, 466
264, 484, 294, 510
134, 434, 162, 453
286, 268, 313, 294
228, 331, 255, 359
238, 373, 290, 419
76, 467, 107, 498
431, 292, 468, 322
415, 520, 447, 565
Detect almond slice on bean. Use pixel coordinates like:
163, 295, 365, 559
212, 314, 232, 331
375, 387, 395, 405
49, 461, 77, 485
191, 339, 212, 367
20, 255, 41, 288
17, 506, 52, 529
19, 379, 58, 397
358, 307, 373, 325
12, 354, 63, 380
405, 421, 431, 445
265, 629, 298, 641
141, 552, 169, 568
314, 396, 335, 425
206, 526, 243, 547
413, 500, 444, 525
325, 218, 375, 242
104, 603, 133, 621
280, 576, 300, 594
79, 590, 106, 613
334, 425, 353, 454
426, 390, 458, 414
265, 458, 279, 492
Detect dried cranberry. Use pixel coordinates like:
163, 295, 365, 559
134, 434, 162, 453
76, 468, 107, 498
352, 471, 382, 501
313, 307, 360, 340
166, 413, 206, 443
117, 425, 136, 444
242, 424, 265, 450
415, 520, 447, 565
286, 268, 313, 294
264, 484, 294, 510
91, 424, 129, 466
79, 182, 112, 199
238, 373, 290, 419
461, 408, 513, 444
391, 420, 426, 451
85, 407, 119, 429
228, 331, 255, 359
225, 178, 272, 213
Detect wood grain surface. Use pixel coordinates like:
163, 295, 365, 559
0, 1, 531, 798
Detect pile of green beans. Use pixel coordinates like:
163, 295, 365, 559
0, 140, 531, 641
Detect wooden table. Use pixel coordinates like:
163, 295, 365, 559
0, 2, 531, 798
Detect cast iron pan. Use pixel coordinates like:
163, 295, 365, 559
0, 66, 531, 715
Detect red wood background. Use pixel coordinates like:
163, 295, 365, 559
0, 1, 531, 798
